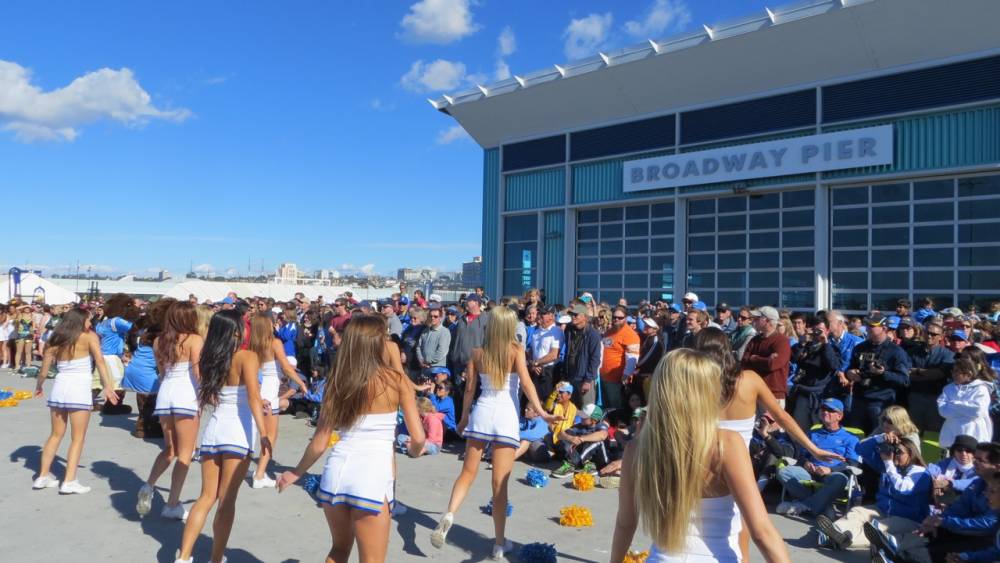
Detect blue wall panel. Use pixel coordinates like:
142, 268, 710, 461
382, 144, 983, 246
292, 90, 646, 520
543, 211, 564, 305
482, 148, 500, 298
572, 150, 675, 204
505, 167, 565, 211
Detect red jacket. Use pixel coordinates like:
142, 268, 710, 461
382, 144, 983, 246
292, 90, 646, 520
740, 331, 792, 399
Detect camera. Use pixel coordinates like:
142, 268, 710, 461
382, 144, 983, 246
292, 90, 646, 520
877, 441, 902, 456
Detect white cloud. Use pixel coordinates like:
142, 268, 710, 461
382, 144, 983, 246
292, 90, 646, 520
497, 26, 516, 56
563, 13, 613, 60
624, 0, 692, 38
192, 263, 215, 273
400, 59, 468, 93
369, 98, 395, 111
0, 60, 191, 143
400, 0, 479, 44
359, 264, 376, 275
436, 124, 471, 145
204, 72, 236, 85
494, 59, 511, 81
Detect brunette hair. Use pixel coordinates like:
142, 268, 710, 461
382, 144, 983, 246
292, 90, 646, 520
198, 310, 244, 407
692, 327, 741, 406
320, 315, 398, 431
47, 308, 89, 361
155, 301, 199, 374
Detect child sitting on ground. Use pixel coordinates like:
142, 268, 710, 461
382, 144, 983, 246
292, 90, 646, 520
428, 379, 458, 440
515, 404, 552, 463
550, 403, 610, 478
397, 397, 444, 456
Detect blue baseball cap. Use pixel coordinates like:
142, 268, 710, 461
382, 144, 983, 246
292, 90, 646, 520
217, 296, 235, 305
820, 398, 845, 413
670, 303, 683, 313
949, 330, 969, 341
556, 381, 574, 394
886, 315, 901, 329
398, 296, 409, 305
693, 301, 707, 311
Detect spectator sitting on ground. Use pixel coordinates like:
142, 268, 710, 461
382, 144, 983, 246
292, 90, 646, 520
550, 403, 610, 479
548, 381, 578, 443
397, 397, 443, 456
926, 434, 979, 508
514, 404, 552, 463
428, 379, 458, 440
776, 398, 862, 519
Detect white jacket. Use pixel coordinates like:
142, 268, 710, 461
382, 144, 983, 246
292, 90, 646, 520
937, 379, 994, 447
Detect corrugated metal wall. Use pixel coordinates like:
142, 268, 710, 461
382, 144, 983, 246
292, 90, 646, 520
822, 105, 1000, 179
543, 210, 564, 305
482, 148, 500, 298
505, 167, 565, 211
572, 150, 675, 204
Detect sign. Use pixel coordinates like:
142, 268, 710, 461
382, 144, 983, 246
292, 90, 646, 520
623, 125, 893, 192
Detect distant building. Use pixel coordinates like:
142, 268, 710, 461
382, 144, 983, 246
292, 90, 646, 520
275, 263, 300, 283
157, 270, 171, 281
462, 256, 482, 287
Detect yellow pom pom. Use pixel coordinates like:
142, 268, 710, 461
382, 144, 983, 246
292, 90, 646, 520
572, 471, 595, 491
624, 550, 650, 563
0, 399, 18, 408
328, 431, 340, 448
13, 391, 33, 400
558, 505, 593, 527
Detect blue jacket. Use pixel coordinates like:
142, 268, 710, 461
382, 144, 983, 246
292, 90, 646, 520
941, 477, 1000, 536
913, 307, 937, 324
960, 531, 1000, 562
519, 417, 548, 442
806, 426, 861, 470
429, 394, 456, 432
858, 435, 932, 522
849, 338, 912, 402
831, 331, 863, 374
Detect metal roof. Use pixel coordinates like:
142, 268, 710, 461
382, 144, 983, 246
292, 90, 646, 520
433, 0, 1000, 148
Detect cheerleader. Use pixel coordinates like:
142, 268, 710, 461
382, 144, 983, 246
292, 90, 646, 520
32, 307, 119, 493
139, 302, 203, 521
277, 315, 425, 563
431, 306, 557, 559
176, 310, 269, 563
247, 312, 308, 488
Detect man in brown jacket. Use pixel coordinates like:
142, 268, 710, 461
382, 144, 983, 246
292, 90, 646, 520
741, 305, 792, 408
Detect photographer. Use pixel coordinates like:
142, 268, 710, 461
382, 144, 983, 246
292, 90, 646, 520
788, 318, 842, 433
903, 320, 954, 433
841, 313, 912, 433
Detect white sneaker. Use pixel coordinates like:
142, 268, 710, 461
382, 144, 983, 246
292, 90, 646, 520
59, 480, 91, 495
137, 483, 154, 516
174, 550, 192, 563
491, 539, 513, 560
161, 503, 188, 521
252, 476, 276, 489
430, 512, 454, 549
32, 474, 59, 490
776, 501, 808, 516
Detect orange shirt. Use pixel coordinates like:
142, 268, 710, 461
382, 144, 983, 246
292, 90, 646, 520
600, 325, 640, 383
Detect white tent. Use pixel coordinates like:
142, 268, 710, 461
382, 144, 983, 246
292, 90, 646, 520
161, 279, 234, 303
1, 273, 80, 305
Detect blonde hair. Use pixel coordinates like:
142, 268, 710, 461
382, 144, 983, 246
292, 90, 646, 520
249, 313, 273, 364
633, 349, 722, 552
416, 396, 436, 414
195, 306, 213, 339
481, 306, 518, 390
881, 405, 920, 437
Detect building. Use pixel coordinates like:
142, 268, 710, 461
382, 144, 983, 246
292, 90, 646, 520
432, 0, 1000, 312
462, 256, 483, 287
275, 263, 300, 283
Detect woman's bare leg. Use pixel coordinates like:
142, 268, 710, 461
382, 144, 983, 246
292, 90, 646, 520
166, 414, 198, 507
445, 440, 485, 514
39, 409, 68, 478
64, 410, 92, 483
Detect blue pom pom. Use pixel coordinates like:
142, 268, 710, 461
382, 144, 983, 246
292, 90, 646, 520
302, 474, 321, 496
479, 499, 513, 517
0, 390, 11, 400
526, 468, 548, 488
519, 542, 557, 563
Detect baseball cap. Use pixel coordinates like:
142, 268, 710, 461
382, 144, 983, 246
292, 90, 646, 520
217, 296, 235, 305
625, 316, 635, 323
692, 301, 707, 312
716, 302, 730, 312
820, 398, 845, 413
428, 294, 442, 303
556, 314, 572, 324
445, 306, 458, 314
898, 316, 916, 328
556, 381, 574, 394
398, 296, 410, 306
949, 330, 969, 341
538, 305, 556, 315
683, 292, 699, 303
751, 306, 780, 323
568, 303, 589, 317
582, 404, 604, 421
579, 292, 594, 303
670, 303, 683, 313
886, 315, 901, 330
465, 294, 482, 304
864, 312, 888, 327
642, 317, 659, 330
357, 300, 373, 310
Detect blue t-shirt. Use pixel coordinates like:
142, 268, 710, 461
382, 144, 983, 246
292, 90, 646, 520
519, 417, 548, 442
121, 344, 160, 394
276, 322, 298, 357
96, 317, 132, 357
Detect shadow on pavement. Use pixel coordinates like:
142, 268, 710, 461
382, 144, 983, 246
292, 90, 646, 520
91, 460, 265, 563
10, 444, 64, 480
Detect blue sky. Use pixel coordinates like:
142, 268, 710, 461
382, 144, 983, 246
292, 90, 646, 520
1, 0, 766, 278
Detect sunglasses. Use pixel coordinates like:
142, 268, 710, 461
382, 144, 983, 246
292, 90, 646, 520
429, 314, 441, 318
613, 316, 626, 320
739, 315, 752, 320
954, 447, 975, 454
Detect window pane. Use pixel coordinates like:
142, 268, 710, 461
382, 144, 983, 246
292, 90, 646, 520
872, 227, 909, 246
833, 250, 867, 268
913, 271, 953, 290
783, 210, 813, 228
718, 197, 747, 213
750, 252, 779, 268
601, 207, 623, 221
624, 239, 648, 255
651, 220, 674, 235
625, 256, 649, 271
749, 193, 780, 210
650, 255, 673, 271
782, 270, 814, 288
833, 271, 867, 291
783, 190, 814, 208
625, 205, 649, 220
717, 253, 746, 269
577, 274, 598, 288
600, 274, 623, 289
872, 294, 904, 311
601, 240, 623, 254
649, 273, 673, 289
718, 214, 746, 232
832, 292, 868, 311
718, 234, 746, 251
914, 248, 953, 268
958, 198, 1000, 220
625, 222, 649, 237
832, 229, 868, 247
503, 269, 535, 295
651, 202, 675, 217
784, 250, 814, 268
959, 246, 1000, 267
689, 199, 715, 215
687, 272, 715, 288
959, 223, 1000, 243
871, 183, 910, 203
959, 271, 1000, 290
689, 236, 715, 252
750, 271, 779, 287
577, 225, 599, 240
749, 291, 779, 306
578, 209, 599, 223
913, 202, 953, 223
919, 293, 954, 309
577, 258, 599, 273
601, 223, 623, 238
717, 272, 747, 288
749, 212, 779, 230
504, 242, 537, 268
578, 242, 599, 256
625, 274, 646, 288
651, 237, 673, 253
783, 230, 814, 248
833, 207, 868, 226
833, 186, 868, 205
750, 232, 780, 249
688, 254, 714, 269
958, 175, 1000, 197
872, 205, 909, 224
959, 294, 1000, 311
504, 215, 537, 242
782, 291, 815, 309
689, 217, 715, 233
718, 291, 746, 307
600, 257, 623, 272
915, 226, 954, 245
914, 179, 954, 200
871, 249, 909, 268
871, 271, 908, 290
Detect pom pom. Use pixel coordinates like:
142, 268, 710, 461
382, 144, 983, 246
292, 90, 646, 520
526, 468, 549, 488
479, 499, 513, 517
302, 474, 321, 496
13, 391, 32, 400
518, 542, 557, 563
558, 505, 593, 527
572, 471, 595, 491
624, 550, 650, 563
328, 431, 340, 448
0, 390, 12, 401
